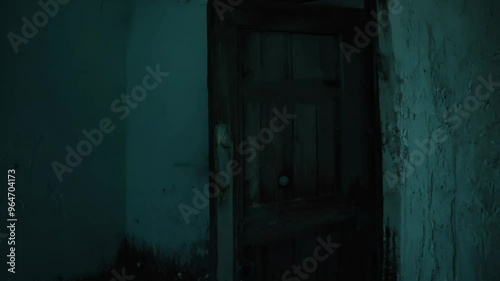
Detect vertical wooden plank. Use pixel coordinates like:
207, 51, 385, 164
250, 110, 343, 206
291, 33, 319, 199
254, 245, 264, 281
290, 33, 316, 281
243, 101, 261, 205
338, 27, 373, 281
317, 229, 341, 281
292, 103, 318, 198
318, 35, 340, 82
242, 31, 262, 82
339, 30, 369, 195
211, 22, 238, 281
317, 100, 337, 196
318, 89, 341, 281
338, 27, 356, 281
292, 36, 342, 281
260, 32, 290, 81
292, 33, 339, 81
366, 0, 384, 277
316, 35, 341, 197
259, 31, 291, 203
335, 98, 342, 196
242, 31, 262, 207
291, 103, 319, 281
241, 31, 264, 281
260, 100, 294, 203
234, 30, 246, 281
258, 31, 295, 280
291, 234, 319, 281
292, 33, 319, 79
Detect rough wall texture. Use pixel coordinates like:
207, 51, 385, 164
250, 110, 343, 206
378, 0, 500, 280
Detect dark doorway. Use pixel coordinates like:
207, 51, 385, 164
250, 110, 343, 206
208, 1, 382, 280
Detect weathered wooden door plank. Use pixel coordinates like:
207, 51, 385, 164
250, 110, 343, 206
225, 2, 368, 35
243, 196, 357, 244
241, 79, 341, 104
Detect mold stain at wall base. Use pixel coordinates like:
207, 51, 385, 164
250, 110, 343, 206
383, 225, 399, 281
60, 237, 208, 281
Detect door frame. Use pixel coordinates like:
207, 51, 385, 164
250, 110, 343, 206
207, 1, 382, 280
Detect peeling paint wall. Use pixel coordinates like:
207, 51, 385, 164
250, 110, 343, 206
378, 0, 500, 280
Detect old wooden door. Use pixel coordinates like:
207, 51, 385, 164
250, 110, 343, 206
208, 1, 381, 281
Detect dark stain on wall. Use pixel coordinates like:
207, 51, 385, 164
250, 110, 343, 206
383, 225, 399, 281
60, 237, 208, 281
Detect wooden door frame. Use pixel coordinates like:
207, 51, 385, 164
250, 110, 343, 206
207, 1, 382, 280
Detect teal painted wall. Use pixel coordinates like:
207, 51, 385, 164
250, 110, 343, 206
1, 0, 129, 280
125, 0, 209, 263
1, 1, 209, 280
378, 0, 500, 280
